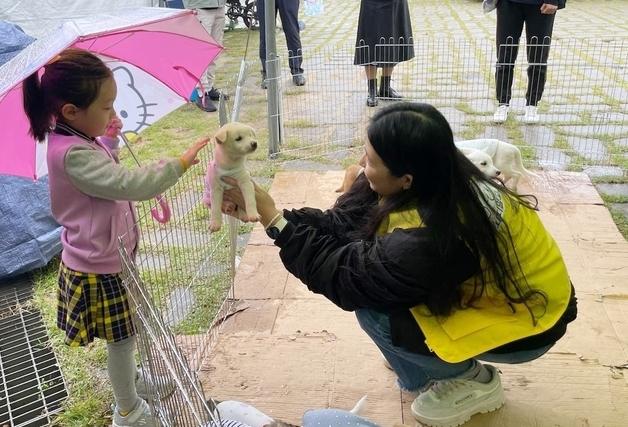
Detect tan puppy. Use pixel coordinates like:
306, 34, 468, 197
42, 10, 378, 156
335, 164, 364, 193
203, 122, 260, 232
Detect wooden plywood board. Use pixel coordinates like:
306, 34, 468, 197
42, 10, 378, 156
201, 171, 628, 427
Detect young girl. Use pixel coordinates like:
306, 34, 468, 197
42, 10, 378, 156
223, 102, 577, 427
23, 48, 208, 427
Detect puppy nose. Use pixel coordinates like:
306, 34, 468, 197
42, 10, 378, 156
251, 141, 258, 149
496, 170, 501, 176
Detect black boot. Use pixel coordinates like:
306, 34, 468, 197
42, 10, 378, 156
378, 76, 402, 99
260, 70, 267, 90
366, 79, 378, 107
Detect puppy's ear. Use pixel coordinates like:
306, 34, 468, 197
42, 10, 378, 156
214, 127, 228, 145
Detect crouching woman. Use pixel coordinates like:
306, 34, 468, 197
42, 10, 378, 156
224, 102, 577, 427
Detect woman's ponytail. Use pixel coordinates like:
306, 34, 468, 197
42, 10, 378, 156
23, 72, 50, 142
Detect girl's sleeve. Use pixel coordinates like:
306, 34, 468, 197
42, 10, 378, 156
96, 136, 120, 160
64, 145, 185, 201
274, 221, 479, 312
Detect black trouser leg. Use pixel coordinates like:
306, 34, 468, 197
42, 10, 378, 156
257, 0, 277, 74
495, 0, 525, 105
277, 0, 303, 74
523, 6, 555, 106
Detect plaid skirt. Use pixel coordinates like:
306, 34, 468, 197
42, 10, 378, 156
57, 262, 135, 346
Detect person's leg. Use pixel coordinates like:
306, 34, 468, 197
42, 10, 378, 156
107, 336, 139, 414
355, 308, 474, 391
206, 6, 226, 96
378, 65, 401, 98
257, 0, 268, 75
495, 0, 525, 106
365, 65, 378, 107
277, 0, 304, 76
479, 343, 554, 364
196, 9, 218, 95
523, 5, 556, 106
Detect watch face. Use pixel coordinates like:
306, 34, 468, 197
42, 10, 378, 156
266, 226, 280, 239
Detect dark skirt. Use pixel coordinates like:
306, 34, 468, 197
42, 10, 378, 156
354, 0, 415, 66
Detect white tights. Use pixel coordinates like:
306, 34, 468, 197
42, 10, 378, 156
107, 336, 139, 413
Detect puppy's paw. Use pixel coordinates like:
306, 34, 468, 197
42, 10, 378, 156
209, 221, 222, 232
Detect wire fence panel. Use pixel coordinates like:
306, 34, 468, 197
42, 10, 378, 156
110, 35, 627, 427
116, 144, 241, 425
275, 37, 627, 176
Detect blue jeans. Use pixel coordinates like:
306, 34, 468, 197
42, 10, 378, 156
356, 308, 553, 392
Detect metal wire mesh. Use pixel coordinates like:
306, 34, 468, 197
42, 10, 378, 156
111, 34, 626, 427
0, 284, 67, 427
116, 140, 242, 424
275, 37, 628, 175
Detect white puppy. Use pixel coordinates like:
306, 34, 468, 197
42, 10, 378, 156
203, 122, 260, 232
455, 138, 539, 191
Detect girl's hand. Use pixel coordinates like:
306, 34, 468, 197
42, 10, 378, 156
222, 177, 281, 227
104, 116, 123, 138
181, 137, 209, 168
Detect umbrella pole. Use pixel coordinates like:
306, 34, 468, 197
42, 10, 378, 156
119, 133, 171, 224
119, 133, 142, 168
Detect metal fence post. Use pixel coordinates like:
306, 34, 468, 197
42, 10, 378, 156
264, 0, 282, 156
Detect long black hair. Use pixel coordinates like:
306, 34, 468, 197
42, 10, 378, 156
337, 103, 546, 320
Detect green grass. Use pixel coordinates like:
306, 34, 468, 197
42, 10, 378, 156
608, 207, 628, 240
601, 194, 628, 204
591, 176, 628, 184
32, 259, 112, 427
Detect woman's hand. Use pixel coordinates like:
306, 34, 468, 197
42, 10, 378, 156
222, 177, 281, 227
540, 3, 558, 14
181, 137, 209, 168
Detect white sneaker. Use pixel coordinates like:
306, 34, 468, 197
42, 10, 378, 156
493, 105, 509, 123
523, 105, 540, 124
113, 398, 158, 427
136, 368, 176, 400
411, 365, 505, 427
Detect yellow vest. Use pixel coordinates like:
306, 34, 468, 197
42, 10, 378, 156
377, 184, 571, 363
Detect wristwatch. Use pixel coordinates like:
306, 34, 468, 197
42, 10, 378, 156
265, 216, 288, 240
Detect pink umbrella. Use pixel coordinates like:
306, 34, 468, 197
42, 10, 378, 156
0, 7, 223, 181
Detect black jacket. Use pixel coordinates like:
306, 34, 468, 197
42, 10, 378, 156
275, 201, 577, 356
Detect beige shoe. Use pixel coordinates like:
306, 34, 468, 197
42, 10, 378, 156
411, 365, 505, 427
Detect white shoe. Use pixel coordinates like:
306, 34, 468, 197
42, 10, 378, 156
493, 105, 509, 123
136, 368, 176, 400
113, 398, 158, 427
523, 105, 540, 124
411, 365, 505, 427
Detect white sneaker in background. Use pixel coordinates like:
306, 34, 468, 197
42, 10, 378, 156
523, 105, 540, 124
113, 398, 158, 427
411, 364, 505, 427
493, 105, 509, 123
